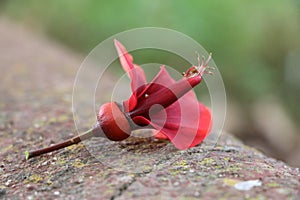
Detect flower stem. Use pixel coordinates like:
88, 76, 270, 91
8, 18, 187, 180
26, 128, 95, 160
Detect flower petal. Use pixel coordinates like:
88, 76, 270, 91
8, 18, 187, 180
131, 66, 211, 149
153, 131, 169, 140
136, 65, 175, 99
129, 66, 202, 118
126, 65, 175, 112
114, 39, 147, 111
151, 90, 212, 150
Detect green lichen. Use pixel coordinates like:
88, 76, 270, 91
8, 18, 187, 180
266, 182, 280, 188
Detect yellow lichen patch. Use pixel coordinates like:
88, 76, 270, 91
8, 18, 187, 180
25, 174, 43, 183
170, 169, 180, 176
66, 143, 85, 151
224, 165, 242, 173
176, 160, 188, 166
142, 165, 152, 172
57, 115, 70, 122
56, 158, 67, 165
33, 119, 46, 128
198, 157, 215, 165
48, 115, 69, 124
26, 127, 34, 134
46, 180, 53, 186
223, 157, 230, 161
72, 159, 86, 169
104, 189, 114, 196
214, 145, 223, 151
0, 186, 6, 190
223, 178, 240, 187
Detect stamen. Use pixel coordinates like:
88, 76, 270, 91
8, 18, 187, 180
204, 53, 212, 67
196, 51, 201, 67
197, 52, 212, 76
184, 53, 213, 78
204, 71, 214, 75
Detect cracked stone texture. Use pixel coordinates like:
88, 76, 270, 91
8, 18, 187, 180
0, 18, 300, 200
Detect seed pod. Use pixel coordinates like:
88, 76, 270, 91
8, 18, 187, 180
97, 102, 131, 141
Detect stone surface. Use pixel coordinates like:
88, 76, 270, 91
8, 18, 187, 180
0, 18, 299, 200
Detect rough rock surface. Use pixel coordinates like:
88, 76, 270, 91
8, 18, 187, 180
0, 18, 299, 200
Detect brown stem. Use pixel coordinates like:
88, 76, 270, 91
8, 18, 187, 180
26, 128, 95, 159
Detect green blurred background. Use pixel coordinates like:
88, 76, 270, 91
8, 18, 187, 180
1, 0, 300, 166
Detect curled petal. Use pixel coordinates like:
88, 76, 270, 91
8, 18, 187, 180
150, 88, 211, 149
136, 65, 175, 99
126, 65, 175, 113
114, 39, 147, 111
132, 96, 211, 150
152, 94, 211, 149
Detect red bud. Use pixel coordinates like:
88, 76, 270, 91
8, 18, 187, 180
98, 102, 131, 141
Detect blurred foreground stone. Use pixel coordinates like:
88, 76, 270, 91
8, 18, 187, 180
0, 18, 299, 200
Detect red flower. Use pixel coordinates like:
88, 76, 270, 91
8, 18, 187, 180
25, 39, 213, 160
114, 39, 212, 150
